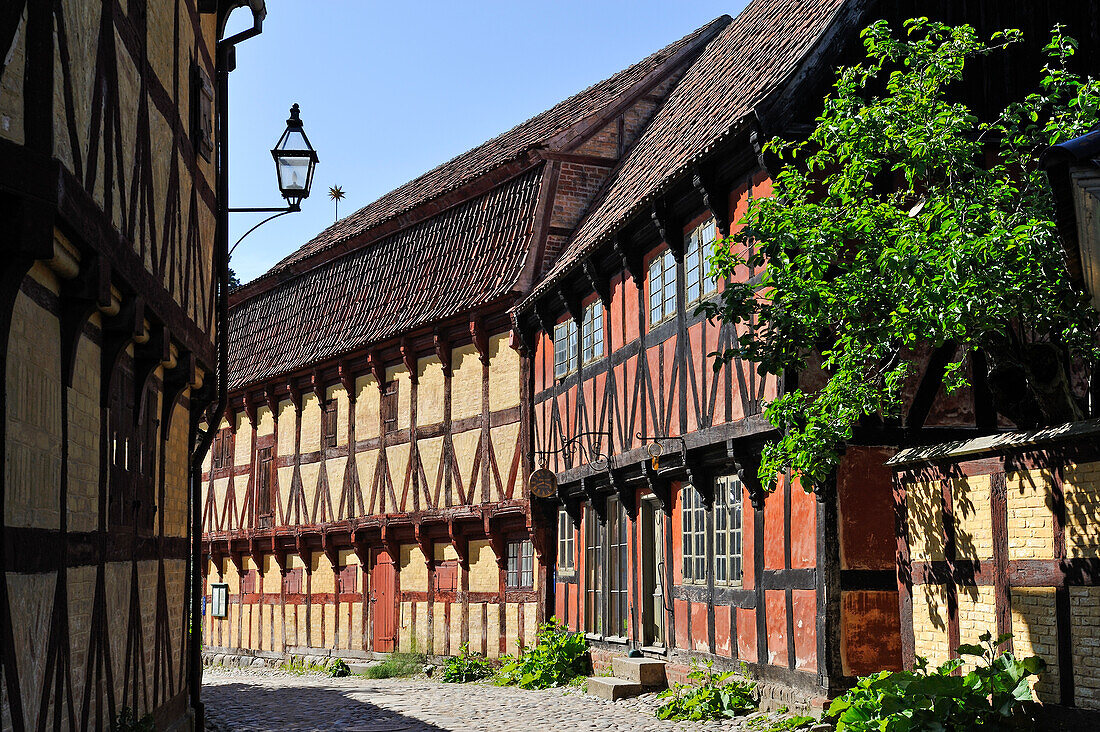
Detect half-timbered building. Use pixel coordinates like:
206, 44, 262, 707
512, 0, 1100, 711
199, 17, 730, 666
1, 0, 260, 728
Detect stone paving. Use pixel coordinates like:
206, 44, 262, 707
202, 667, 802, 732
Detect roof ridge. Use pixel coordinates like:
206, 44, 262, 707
245, 14, 731, 290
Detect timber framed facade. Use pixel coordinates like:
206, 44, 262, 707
512, 0, 1100, 711
0, 0, 261, 728
199, 17, 730, 664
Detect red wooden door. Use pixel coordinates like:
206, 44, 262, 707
372, 549, 396, 651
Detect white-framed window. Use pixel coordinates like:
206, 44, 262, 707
210, 583, 229, 618
648, 249, 677, 325
714, 475, 743, 587
553, 320, 578, 379
581, 302, 604, 364
681, 484, 707, 584
506, 539, 534, 589
558, 509, 576, 573
685, 220, 718, 304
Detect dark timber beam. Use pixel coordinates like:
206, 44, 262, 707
557, 285, 582, 324
651, 199, 683, 260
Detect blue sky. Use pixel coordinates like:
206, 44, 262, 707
225, 1, 748, 283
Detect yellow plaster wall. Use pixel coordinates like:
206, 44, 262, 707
452, 430, 482, 501
491, 422, 520, 502
433, 542, 459, 563
1011, 587, 1060, 703
486, 603, 501, 658
277, 400, 296, 454
301, 393, 321, 453
387, 443, 410, 510
419, 436, 443, 505
951, 475, 992, 562
163, 399, 191, 537
354, 375, 380, 440
905, 480, 944, 562
417, 356, 445, 425
400, 543, 428, 592
488, 333, 521, 411
256, 405, 275, 438
234, 415, 253, 466
432, 601, 446, 653
469, 540, 498, 592
451, 345, 482, 421
911, 582, 951, 668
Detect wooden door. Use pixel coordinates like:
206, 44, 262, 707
372, 549, 396, 651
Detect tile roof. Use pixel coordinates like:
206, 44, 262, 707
227, 167, 544, 389
521, 0, 852, 306
259, 15, 730, 281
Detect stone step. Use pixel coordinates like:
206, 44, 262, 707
586, 676, 646, 700
611, 657, 667, 686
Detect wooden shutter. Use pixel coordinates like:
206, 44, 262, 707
256, 446, 273, 522
381, 381, 398, 432
322, 399, 337, 448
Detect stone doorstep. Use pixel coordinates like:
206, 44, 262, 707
586, 676, 649, 701
611, 657, 667, 686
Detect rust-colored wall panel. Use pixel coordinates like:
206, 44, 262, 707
792, 589, 818, 672
737, 607, 758, 663
790, 476, 817, 569
674, 598, 690, 649
838, 446, 897, 570
765, 589, 789, 667
764, 477, 786, 571
691, 601, 709, 652
841, 590, 903, 675
714, 604, 733, 657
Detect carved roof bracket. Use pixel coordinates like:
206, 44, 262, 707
339, 360, 356, 400
651, 199, 683, 261
692, 164, 730, 235
470, 316, 490, 364
312, 368, 326, 402
433, 331, 452, 375
288, 379, 304, 413
447, 519, 467, 566
612, 231, 644, 289
582, 258, 611, 310
264, 385, 279, 416
369, 350, 386, 387
557, 285, 582, 324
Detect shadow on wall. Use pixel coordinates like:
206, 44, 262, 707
203, 680, 448, 731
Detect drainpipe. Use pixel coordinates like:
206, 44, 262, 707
189, 2, 265, 728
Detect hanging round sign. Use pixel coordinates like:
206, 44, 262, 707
528, 468, 558, 498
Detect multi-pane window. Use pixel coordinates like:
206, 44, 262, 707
321, 398, 338, 448
581, 302, 604, 364
648, 249, 677, 325
506, 540, 534, 589
681, 484, 707, 584
558, 509, 576, 573
210, 584, 229, 618
685, 220, 718, 304
381, 381, 399, 432
585, 512, 603, 634
256, 446, 273, 521
554, 319, 578, 378
714, 475, 743, 586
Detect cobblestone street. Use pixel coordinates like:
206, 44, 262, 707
202, 668, 783, 732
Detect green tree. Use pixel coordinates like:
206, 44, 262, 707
702, 19, 1100, 490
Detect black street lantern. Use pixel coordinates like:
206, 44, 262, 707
271, 103, 318, 209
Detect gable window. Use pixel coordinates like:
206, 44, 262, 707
554, 319, 578, 378
506, 539, 534, 589
581, 302, 604, 364
685, 220, 718, 304
648, 249, 677, 325
714, 475, 743, 587
681, 484, 707, 584
381, 381, 399, 432
321, 398, 338, 448
558, 509, 576, 573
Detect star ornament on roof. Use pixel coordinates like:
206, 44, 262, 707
328, 185, 346, 221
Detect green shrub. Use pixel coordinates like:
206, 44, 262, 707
112, 707, 155, 732
326, 658, 351, 677
494, 619, 589, 689
363, 650, 425, 679
745, 712, 817, 731
441, 643, 494, 683
825, 632, 1044, 731
655, 660, 757, 722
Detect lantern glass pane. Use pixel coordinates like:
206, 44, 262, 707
277, 155, 311, 191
